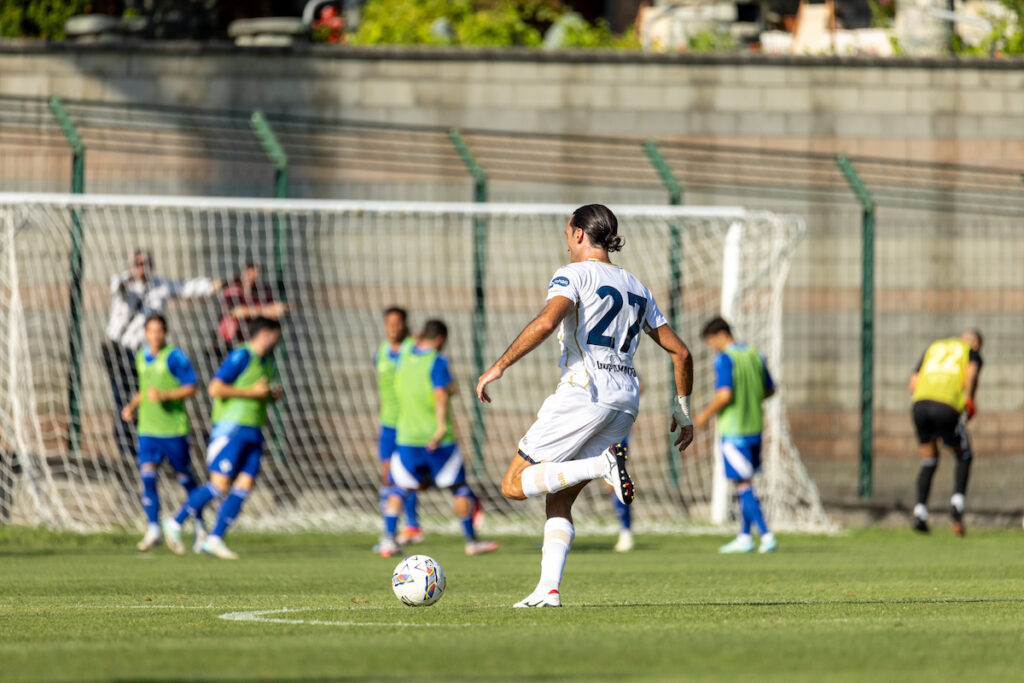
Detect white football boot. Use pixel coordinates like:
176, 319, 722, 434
718, 535, 755, 554
201, 535, 239, 560
602, 443, 634, 506
513, 588, 561, 608
465, 539, 499, 556
161, 518, 186, 555
192, 520, 208, 554
376, 537, 402, 559
614, 529, 634, 553
136, 525, 162, 552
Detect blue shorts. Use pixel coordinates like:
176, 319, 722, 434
206, 423, 264, 480
720, 435, 762, 481
390, 443, 465, 491
137, 436, 191, 473
378, 425, 398, 462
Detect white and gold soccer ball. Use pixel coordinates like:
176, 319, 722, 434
392, 554, 446, 607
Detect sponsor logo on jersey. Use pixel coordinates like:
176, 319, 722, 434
549, 276, 570, 288
594, 361, 638, 377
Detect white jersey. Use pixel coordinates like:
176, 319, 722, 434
545, 259, 667, 416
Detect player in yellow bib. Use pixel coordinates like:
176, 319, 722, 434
908, 329, 983, 536
120, 314, 200, 552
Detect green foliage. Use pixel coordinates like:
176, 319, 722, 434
0, 0, 90, 40
687, 29, 736, 52
351, 0, 636, 48
558, 16, 640, 49
951, 0, 1024, 55
867, 0, 896, 29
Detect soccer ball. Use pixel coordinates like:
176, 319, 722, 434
392, 554, 446, 607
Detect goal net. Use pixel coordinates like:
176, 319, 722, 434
0, 194, 831, 534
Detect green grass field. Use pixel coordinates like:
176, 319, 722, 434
2, 527, 1023, 682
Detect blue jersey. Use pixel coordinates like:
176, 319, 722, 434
212, 348, 266, 443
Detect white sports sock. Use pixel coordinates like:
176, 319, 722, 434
520, 456, 606, 498
536, 517, 574, 594
951, 493, 965, 513
914, 503, 929, 520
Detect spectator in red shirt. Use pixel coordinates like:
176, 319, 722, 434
217, 263, 287, 348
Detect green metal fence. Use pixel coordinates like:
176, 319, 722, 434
1, 95, 1021, 514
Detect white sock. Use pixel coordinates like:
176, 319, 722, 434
736, 532, 752, 542
914, 503, 928, 520
147, 523, 161, 535
951, 493, 965, 513
520, 456, 606, 498
761, 532, 775, 544
536, 517, 574, 594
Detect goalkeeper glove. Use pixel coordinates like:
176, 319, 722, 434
965, 397, 976, 420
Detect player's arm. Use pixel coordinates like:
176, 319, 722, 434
646, 323, 695, 451
231, 301, 288, 319
148, 384, 197, 402
169, 276, 222, 299
908, 353, 924, 393
152, 351, 199, 402
695, 388, 733, 427
120, 392, 142, 421
476, 296, 574, 403
208, 377, 271, 400
964, 353, 982, 419
427, 387, 450, 451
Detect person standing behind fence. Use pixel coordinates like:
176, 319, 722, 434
216, 263, 287, 351
103, 249, 221, 460
908, 330, 983, 537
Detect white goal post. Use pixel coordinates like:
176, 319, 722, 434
0, 194, 831, 534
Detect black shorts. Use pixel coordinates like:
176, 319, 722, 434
912, 400, 969, 452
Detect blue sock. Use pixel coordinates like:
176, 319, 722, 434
384, 511, 399, 538
212, 488, 249, 538
175, 482, 219, 525
177, 471, 198, 495
379, 487, 390, 518
740, 487, 768, 536
140, 470, 159, 525
454, 487, 476, 541
610, 491, 631, 531
404, 490, 420, 529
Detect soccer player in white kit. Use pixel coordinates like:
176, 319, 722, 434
476, 204, 695, 608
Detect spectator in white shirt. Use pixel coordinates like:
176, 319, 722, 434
102, 249, 221, 459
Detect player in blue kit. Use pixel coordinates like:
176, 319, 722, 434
695, 316, 777, 554
163, 317, 283, 559
373, 307, 423, 551
377, 319, 498, 558
120, 314, 202, 552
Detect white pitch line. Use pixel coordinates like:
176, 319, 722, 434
219, 607, 472, 628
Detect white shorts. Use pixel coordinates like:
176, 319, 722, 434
517, 385, 635, 464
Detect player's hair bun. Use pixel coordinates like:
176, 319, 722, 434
570, 204, 624, 253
